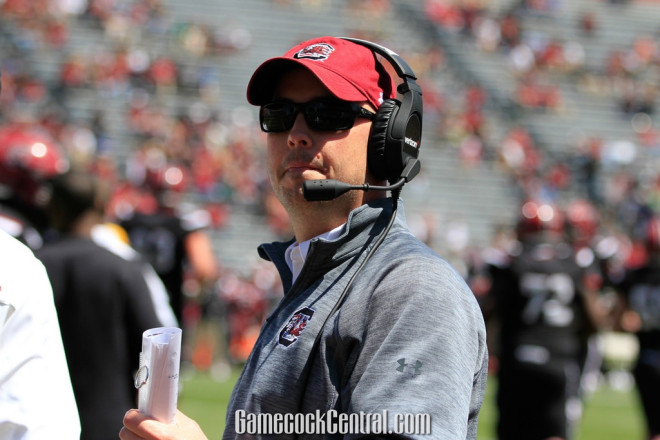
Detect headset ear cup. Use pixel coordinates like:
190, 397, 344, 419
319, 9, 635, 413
368, 99, 399, 181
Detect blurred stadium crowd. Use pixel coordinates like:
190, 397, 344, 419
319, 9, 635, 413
1, 0, 660, 435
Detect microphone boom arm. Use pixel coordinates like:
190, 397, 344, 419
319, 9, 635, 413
302, 158, 420, 202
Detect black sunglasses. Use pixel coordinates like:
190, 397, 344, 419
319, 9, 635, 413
259, 99, 376, 133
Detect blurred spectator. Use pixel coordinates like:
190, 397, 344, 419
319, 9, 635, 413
572, 136, 603, 205
621, 81, 657, 117
0, 229, 80, 439
459, 133, 485, 167
55, 52, 90, 99
515, 75, 563, 111
563, 41, 586, 74
36, 170, 166, 440
499, 11, 521, 48
541, 161, 572, 201
148, 55, 178, 95
473, 15, 501, 52
508, 43, 536, 76
424, 0, 465, 30
536, 39, 565, 71
497, 127, 543, 182
578, 10, 598, 37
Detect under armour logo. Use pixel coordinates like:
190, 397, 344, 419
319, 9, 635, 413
397, 358, 422, 375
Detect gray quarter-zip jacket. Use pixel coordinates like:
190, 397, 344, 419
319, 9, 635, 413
224, 198, 488, 439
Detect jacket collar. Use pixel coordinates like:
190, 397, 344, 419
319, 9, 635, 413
258, 197, 402, 292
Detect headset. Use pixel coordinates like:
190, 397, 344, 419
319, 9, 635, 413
345, 37, 424, 185
302, 37, 423, 201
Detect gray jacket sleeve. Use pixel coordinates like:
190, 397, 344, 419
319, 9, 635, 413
339, 256, 489, 439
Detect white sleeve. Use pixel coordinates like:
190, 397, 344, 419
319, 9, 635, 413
0, 232, 81, 439
141, 264, 179, 328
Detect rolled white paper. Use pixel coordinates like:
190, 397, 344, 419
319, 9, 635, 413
136, 327, 182, 423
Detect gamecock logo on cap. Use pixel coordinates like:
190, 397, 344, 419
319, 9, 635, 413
294, 43, 334, 61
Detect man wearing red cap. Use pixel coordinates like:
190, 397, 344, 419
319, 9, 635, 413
121, 36, 488, 440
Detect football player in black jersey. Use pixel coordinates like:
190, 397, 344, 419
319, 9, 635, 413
482, 200, 608, 440
615, 214, 660, 440
118, 160, 219, 326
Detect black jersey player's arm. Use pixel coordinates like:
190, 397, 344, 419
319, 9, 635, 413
581, 285, 611, 333
578, 268, 611, 333
609, 274, 643, 333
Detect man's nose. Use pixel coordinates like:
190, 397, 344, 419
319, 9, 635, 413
287, 114, 313, 149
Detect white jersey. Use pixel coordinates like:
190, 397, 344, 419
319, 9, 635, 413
0, 230, 81, 439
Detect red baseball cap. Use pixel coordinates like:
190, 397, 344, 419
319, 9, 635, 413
246, 36, 396, 110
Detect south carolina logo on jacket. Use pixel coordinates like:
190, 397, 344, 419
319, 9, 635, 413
279, 307, 314, 347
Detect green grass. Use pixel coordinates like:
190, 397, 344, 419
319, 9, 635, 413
178, 368, 647, 440
178, 367, 240, 440
578, 385, 645, 440
476, 375, 646, 440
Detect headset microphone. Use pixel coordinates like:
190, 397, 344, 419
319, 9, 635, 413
303, 179, 403, 202
302, 157, 421, 201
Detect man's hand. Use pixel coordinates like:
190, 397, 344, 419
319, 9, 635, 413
119, 409, 209, 440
